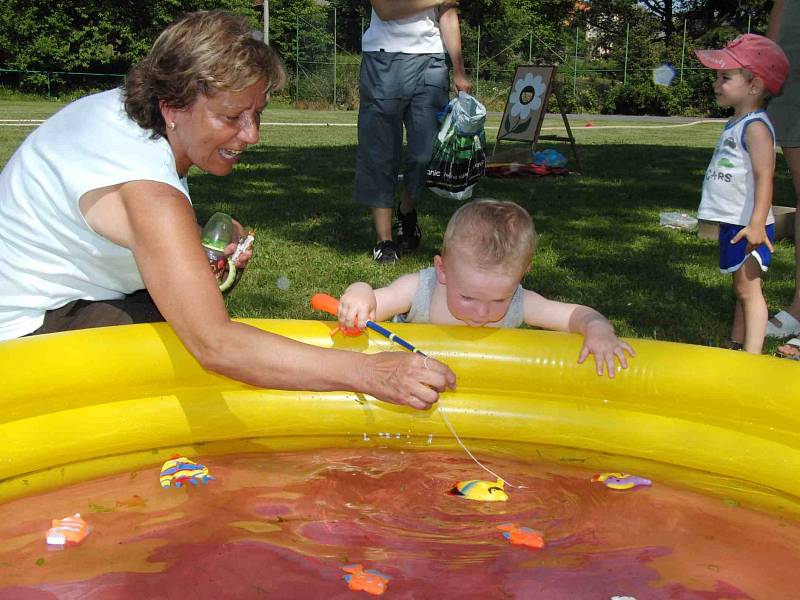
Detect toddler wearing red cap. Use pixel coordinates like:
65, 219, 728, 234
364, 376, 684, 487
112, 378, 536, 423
694, 33, 789, 354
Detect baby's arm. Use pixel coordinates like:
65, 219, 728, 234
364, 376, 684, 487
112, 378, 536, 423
339, 273, 420, 330
731, 121, 775, 252
522, 290, 634, 378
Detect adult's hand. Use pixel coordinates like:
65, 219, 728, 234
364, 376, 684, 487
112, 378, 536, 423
361, 351, 456, 410
453, 71, 472, 94
224, 218, 254, 270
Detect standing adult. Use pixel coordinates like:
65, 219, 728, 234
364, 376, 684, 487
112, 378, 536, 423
0, 10, 455, 409
764, 0, 800, 355
353, 0, 471, 264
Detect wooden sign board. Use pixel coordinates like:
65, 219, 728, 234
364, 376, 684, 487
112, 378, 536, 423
491, 65, 582, 172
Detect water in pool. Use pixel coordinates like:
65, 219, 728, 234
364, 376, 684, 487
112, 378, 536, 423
0, 447, 798, 599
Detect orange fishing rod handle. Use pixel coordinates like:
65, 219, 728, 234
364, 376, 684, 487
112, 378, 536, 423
310, 293, 340, 316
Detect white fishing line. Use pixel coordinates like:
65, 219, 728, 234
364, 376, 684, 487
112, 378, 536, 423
438, 405, 525, 489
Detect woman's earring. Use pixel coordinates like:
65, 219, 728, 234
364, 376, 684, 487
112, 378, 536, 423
168, 122, 176, 130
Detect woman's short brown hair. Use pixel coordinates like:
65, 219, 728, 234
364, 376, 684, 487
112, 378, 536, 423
442, 199, 538, 272
124, 10, 286, 139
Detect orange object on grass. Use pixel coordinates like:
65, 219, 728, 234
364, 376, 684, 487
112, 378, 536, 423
497, 523, 545, 549
342, 564, 391, 595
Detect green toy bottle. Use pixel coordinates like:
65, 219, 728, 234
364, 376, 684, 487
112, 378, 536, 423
201, 212, 238, 292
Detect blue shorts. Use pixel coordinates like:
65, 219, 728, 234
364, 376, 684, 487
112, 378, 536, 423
718, 223, 775, 273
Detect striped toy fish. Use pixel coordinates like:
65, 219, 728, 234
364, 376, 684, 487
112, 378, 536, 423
46, 513, 91, 547
159, 455, 214, 489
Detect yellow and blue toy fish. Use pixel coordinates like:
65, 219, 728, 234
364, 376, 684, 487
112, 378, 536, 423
449, 478, 508, 502
159, 455, 214, 489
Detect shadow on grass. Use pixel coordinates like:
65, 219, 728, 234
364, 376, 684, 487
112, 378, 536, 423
193, 141, 796, 346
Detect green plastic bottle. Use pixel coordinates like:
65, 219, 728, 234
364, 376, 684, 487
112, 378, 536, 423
201, 212, 238, 291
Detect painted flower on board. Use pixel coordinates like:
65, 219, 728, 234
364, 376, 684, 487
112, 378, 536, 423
509, 72, 546, 121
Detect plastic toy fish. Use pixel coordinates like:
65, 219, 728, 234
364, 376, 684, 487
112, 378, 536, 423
46, 513, 91, 547
159, 455, 214, 489
342, 564, 391, 595
497, 523, 545, 549
450, 478, 508, 502
115, 494, 147, 508
592, 472, 652, 490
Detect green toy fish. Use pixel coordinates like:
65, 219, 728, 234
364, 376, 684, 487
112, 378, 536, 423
449, 478, 508, 502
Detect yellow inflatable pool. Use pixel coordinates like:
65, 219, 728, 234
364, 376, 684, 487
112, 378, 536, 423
2, 320, 799, 517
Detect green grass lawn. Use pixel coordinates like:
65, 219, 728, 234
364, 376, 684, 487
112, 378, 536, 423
1, 100, 796, 354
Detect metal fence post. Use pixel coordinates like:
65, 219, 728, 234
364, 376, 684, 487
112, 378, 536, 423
573, 27, 578, 97
680, 19, 687, 83
295, 15, 299, 104
333, 7, 337, 108
528, 31, 532, 64
623, 22, 629, 85
476, 24, 480, 97
262, 0, 269, 46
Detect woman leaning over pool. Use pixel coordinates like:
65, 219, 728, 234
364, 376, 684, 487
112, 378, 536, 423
0, 10, 455, 409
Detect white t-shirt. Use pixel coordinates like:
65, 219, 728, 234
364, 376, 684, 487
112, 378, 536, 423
698, 110, 775, 226
0, 88, 189, 340
361, 8, 444, 54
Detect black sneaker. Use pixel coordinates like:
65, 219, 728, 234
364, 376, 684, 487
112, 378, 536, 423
395, 209, 422, 252
372, 240, 399, 264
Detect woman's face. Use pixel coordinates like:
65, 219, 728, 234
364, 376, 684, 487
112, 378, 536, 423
163, 78, 268, 177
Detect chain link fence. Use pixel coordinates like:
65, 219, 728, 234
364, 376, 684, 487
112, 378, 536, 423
2, 10, 747, 117
282, 9, 732, 116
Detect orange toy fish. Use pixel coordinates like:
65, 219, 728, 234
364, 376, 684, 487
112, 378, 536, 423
342, 564, 391, 595
46, 513, 91, 547
115, 495, 147, 508
497, 523, 545, 549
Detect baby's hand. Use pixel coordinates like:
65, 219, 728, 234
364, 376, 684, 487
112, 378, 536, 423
338, 283, 377, 330
577, 321, 635, 378
731, 224, 774, 254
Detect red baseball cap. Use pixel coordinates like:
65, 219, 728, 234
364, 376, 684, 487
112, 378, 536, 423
695, 33, 789, 95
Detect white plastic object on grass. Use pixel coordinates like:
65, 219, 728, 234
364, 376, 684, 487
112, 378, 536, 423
659, 211, 697, 230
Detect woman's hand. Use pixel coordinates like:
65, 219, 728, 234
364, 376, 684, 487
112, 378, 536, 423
224, 219, 254, 269
577, 320, 635, 378
339, 282, 378, 330
362, 351, 456, 410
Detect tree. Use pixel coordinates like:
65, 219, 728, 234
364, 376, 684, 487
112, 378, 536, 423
0, 0, 258, 76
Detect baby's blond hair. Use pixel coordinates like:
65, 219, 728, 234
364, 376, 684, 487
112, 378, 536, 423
442, 199, 538, 272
